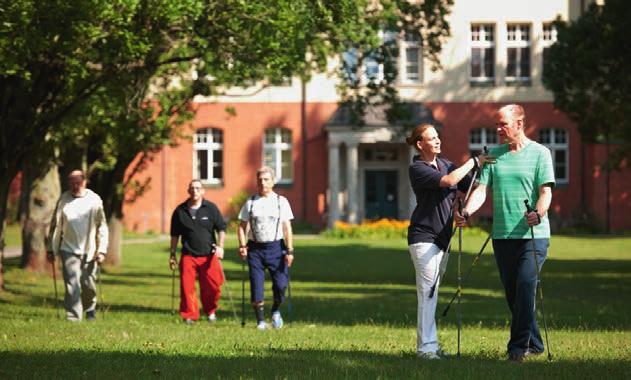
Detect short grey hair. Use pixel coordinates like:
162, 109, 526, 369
498, 104, 525, 123
256, 166, 275, 180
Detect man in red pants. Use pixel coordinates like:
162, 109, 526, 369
169, 179, 227, 324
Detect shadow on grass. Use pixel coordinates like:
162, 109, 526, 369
2, 242, 630, 331
0, 348, 629, 379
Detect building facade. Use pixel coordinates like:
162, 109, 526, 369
123, 0, 631, 233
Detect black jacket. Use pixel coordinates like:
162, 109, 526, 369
170, 199, 226, 256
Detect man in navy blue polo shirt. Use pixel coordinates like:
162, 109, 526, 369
406, 123, 493, 359
169, 179, 227, 324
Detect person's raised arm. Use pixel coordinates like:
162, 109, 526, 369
439, 158, 477, 187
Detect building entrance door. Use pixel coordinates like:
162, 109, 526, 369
364, 170, 398, 220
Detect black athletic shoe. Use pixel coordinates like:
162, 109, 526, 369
508, 352, 525, 364
86, 310, 96, 321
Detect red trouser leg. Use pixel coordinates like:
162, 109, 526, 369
199, 254, 224, 316
179, 255, 200, 320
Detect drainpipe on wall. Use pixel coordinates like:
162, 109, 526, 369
161, 147, 167, 234
301, 78, 308, 222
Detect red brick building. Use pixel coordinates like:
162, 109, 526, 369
123, 0, 631, 233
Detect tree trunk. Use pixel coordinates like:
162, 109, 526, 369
104, 216, 123, 266
20, 166, 60, 272
0, 178, 11, 291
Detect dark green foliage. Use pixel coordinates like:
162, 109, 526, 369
543, 0, 631, 167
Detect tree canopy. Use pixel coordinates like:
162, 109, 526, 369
542, 0, 631, 167
0, 0, 454, 276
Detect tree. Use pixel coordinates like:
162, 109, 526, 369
1, 0, 454, 283
542, 0, 631, 166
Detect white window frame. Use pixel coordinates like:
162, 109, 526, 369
193, 128, 223, 185
343, 30, 423, 85
399, 30, 423, 85
505, 23, 531, 83
469, 127, 499, 156
540, 128, 569, 185
470, 24, 495, 84
263, 127, 293, 184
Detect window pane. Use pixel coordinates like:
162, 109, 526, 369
405, 47, 419, 80
264, 129, 276, 144
212, 129, 223, 144
540, 129, 551, 144
212, 149, 222, 164
555, 129, 567, 144
507, 48, 517, 77
365, 54, 380, 80
486, 128, 498, 144
471, 25, 480, 41
484, 47, 494, 77
520, 47, 530, 77
471, 48, 481, 77
213, 165, 223, 180
263, 149, 275, 168
281, 149, 293, 180
484, 25, 494, 41
196, 150, 208, 180
470, 129, 482, 144
195, 129, 208, 144
555, 150, 567, 180
507, 25, 516, 41
281, 129, 291, 144
521, 25, 530, 41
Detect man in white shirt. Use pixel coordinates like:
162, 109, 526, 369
237, 166, 294, 330
47, 170, 108, 321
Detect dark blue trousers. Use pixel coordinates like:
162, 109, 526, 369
492, 238, 549, 356
247, 240, 288, 304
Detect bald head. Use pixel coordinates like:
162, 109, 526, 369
67, 170, 87, 197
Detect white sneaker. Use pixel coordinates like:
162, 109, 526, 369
208, 313, 217, 323
271, 312, 284, 329
256, 321, 268, 330
417, 351, 441, 360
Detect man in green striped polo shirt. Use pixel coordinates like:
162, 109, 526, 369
455, 104, 555, 363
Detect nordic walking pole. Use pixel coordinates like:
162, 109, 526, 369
97, 263, 105, 319
241, 259, 246, 327
429, 147, 485, 299
50, 255, 60, 319
287, 268, 293, 326
218, 260, 239, 322
524, 199, 553, 361
442, 233, 492, 317
170, 259, 177, 315
456, 197, 463, 358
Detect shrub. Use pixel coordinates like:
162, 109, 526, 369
323, 219, 409, 239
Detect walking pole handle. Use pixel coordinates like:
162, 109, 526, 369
524, 199, 534, 213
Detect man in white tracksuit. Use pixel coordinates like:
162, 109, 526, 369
47, 170, 108, 321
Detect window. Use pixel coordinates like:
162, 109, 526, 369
342, 29, 422, 85
470, 24, 495, 84
542, 23, 558, 68
469, 127, 499, 156
506, 24, 531, 84
193, 128, 223, 184
263, 128, 293, 183
400, 30, 422, 84
540, 128, 568, 184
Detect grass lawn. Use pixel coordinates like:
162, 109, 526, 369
0, 232, 630, 378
